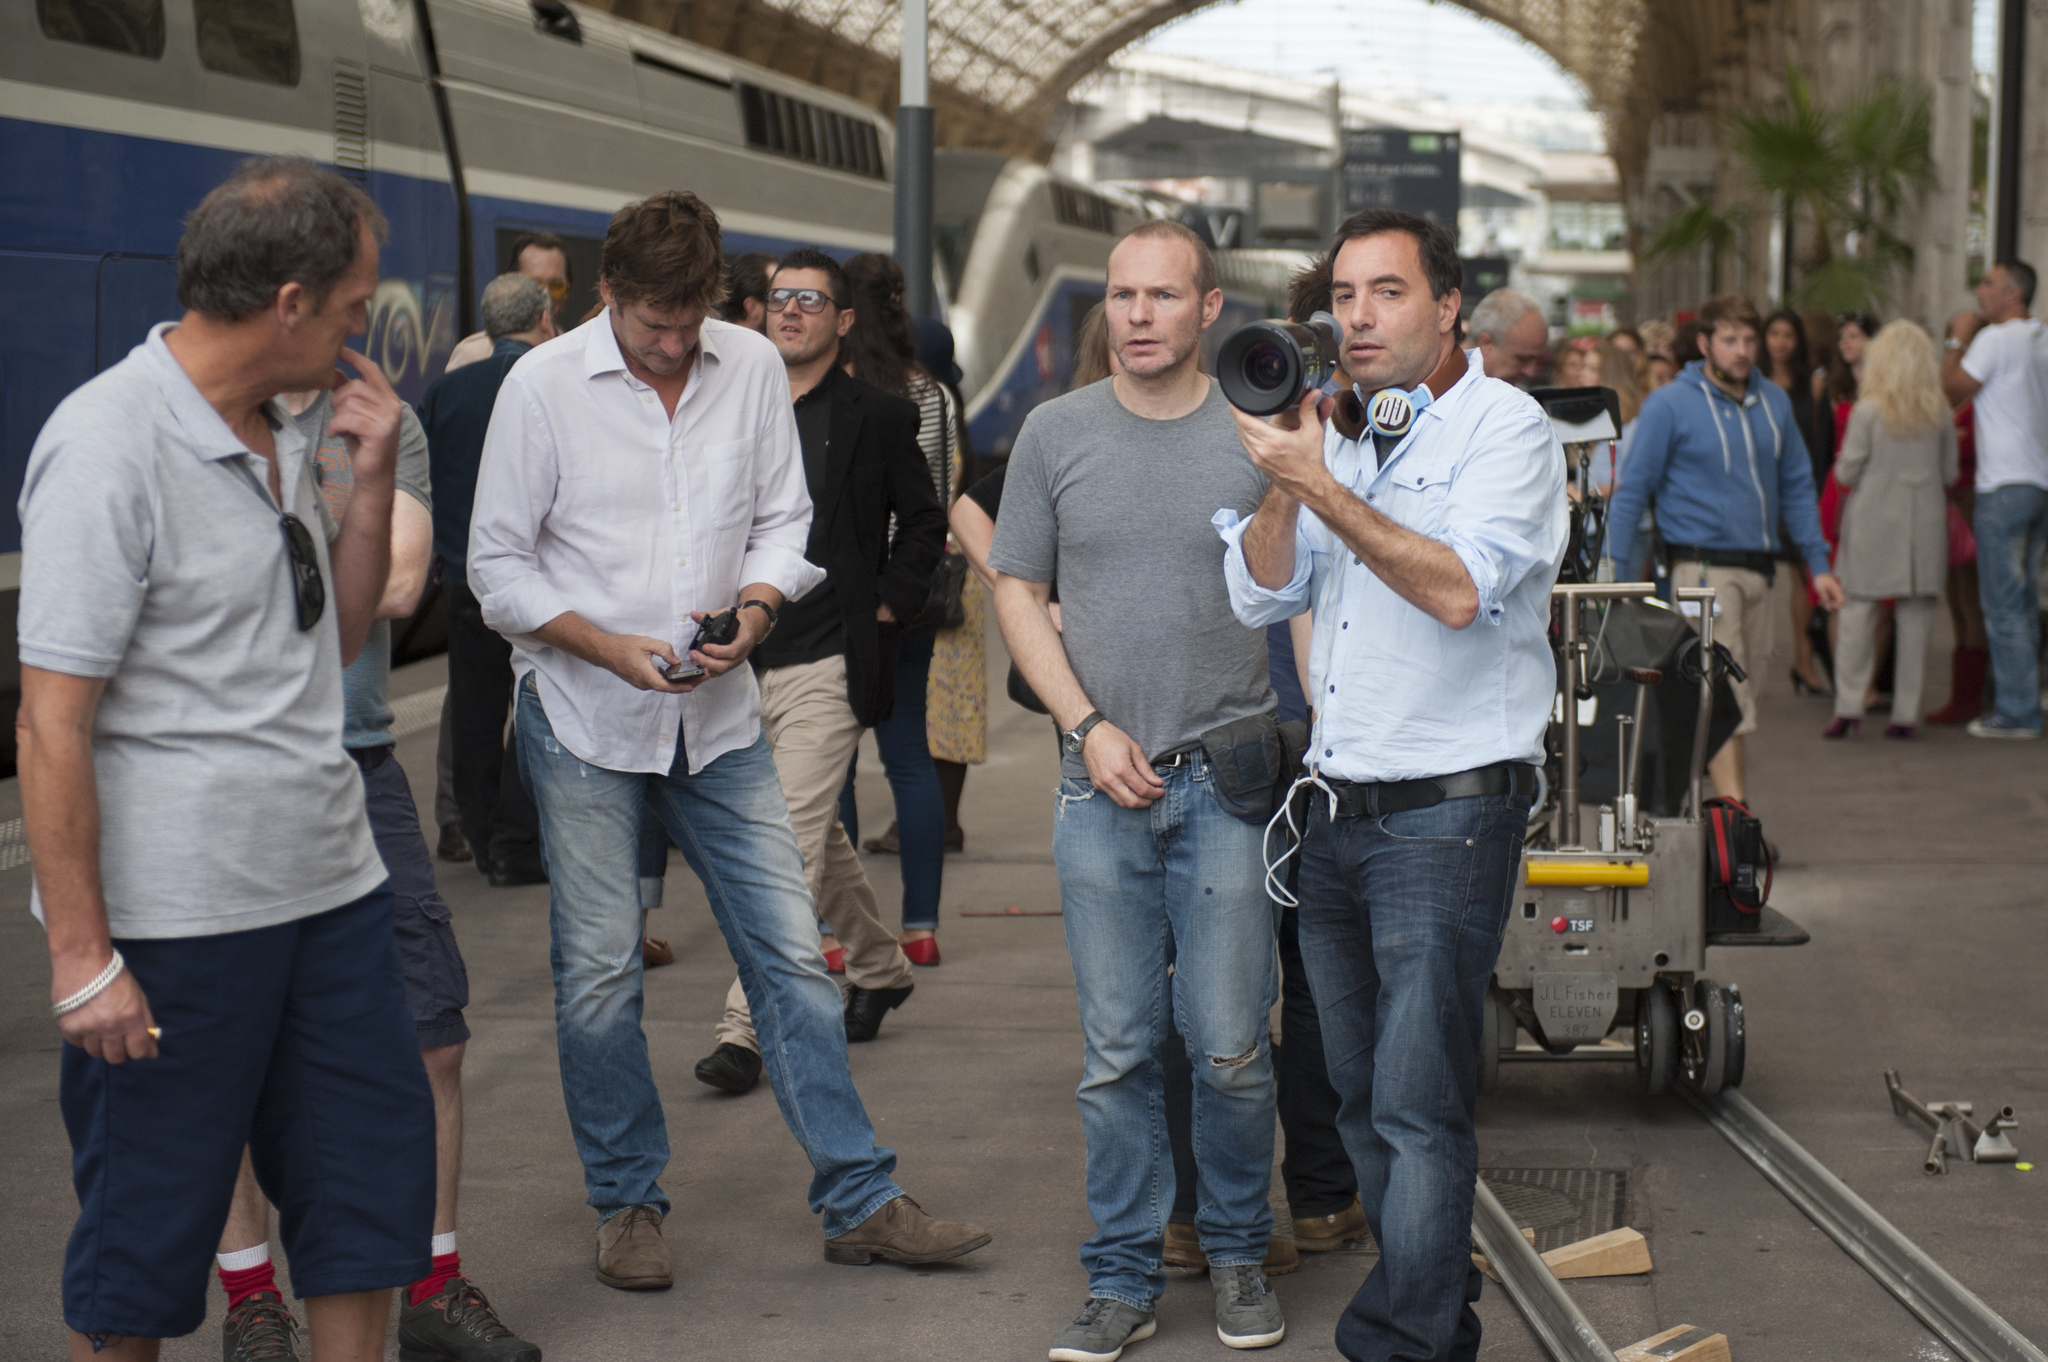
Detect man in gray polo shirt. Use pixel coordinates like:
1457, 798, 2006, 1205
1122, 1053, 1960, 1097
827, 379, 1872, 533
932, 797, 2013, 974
992, 220, 1284, 1361
18, 157, 434, 1361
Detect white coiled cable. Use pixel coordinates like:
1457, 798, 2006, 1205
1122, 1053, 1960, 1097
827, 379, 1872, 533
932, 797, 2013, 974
1262, 769, 1343, 908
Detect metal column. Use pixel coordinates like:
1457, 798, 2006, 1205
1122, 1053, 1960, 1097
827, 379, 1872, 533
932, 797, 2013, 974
894, 0, 936, 318
1992, 0, 2026, 261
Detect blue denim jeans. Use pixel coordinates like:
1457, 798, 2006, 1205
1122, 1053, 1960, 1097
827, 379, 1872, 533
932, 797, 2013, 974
1974, 483, 2048, 729
838, 629, 945, 929
515, 678, 903, 1234
1293, 788, 1530, 1362
1052, 754, 1279, 1309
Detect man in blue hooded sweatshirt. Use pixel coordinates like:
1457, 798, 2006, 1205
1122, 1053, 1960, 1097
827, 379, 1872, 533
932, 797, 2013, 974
1605, 292, 1845, 804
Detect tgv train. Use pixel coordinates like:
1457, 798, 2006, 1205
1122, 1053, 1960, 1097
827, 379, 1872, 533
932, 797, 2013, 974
0, 0, 1289, 765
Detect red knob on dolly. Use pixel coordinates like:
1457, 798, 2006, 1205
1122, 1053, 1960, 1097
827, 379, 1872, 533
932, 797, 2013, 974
1550, 915, 1569, 934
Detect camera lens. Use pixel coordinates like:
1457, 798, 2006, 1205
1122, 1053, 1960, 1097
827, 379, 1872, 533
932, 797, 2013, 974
1246, 342, 1290, 391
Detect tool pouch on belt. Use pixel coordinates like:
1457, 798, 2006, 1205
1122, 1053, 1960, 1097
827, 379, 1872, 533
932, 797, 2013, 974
1703, 796, 1773, 933
1199, 711, 1304, 824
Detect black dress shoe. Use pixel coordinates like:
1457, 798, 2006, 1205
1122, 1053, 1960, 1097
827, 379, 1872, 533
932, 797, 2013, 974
694, 1042, 762, 1094
487, 858, 549, 887
844, 984, 914, 1042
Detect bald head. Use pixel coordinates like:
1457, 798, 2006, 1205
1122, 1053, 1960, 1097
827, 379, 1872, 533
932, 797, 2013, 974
1470, 288, 1546, 384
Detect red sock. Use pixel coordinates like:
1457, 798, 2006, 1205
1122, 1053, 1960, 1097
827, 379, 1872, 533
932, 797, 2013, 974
218, 1261, 278, 1312
408, 1251, 461, 1308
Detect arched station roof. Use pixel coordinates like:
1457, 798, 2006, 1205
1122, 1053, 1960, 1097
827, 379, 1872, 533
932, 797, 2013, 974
596, 0, 1734, 171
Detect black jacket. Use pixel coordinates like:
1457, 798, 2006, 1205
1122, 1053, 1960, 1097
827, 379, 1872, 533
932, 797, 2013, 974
799, 370, 946, 727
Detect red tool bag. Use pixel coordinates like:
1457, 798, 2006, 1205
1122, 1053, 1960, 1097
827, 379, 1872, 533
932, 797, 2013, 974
1704, 796, 1773, 934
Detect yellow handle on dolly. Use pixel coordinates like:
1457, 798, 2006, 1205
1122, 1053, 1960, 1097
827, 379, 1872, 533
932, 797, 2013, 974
1524, 859, 1650, 887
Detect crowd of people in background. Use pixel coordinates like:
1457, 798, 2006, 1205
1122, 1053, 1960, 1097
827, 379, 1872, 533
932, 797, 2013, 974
1470, 260, 2046, 766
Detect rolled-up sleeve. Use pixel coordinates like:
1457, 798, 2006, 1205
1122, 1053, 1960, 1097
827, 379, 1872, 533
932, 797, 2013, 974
736, 393, 824, 601
1436, 408, 1566, 626
1214, 507, 1312, 627
468, 376, 574, 636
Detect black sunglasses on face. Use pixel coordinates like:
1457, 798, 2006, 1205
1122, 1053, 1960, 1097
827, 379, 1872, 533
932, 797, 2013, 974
278, 511, 325, 631
766, 287, 840, 315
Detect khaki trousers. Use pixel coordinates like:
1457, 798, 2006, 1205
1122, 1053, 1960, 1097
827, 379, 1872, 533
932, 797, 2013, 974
714, 654, 911, 1052
1673, 562, 1772, 737
1835, 596, 1939, 725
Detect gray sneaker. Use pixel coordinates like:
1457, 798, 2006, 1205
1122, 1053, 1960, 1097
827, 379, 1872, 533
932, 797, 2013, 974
1049, 1297, 1157, 1362
1212, 1263, 1286, 1350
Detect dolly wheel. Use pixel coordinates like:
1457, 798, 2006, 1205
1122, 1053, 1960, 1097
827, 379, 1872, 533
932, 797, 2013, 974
1682, 979, 1731, 1096
1721, 983, 1746, 1089
1635, 983, 1676, 1096
1478, 986, 1513, 1095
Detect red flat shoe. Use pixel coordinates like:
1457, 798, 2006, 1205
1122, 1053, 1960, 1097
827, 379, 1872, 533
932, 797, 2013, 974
824, 946, 847, 974
901, 937, 941, 967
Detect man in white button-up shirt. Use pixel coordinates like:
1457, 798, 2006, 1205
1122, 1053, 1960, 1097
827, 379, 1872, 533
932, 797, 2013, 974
469, 192, 990, 1290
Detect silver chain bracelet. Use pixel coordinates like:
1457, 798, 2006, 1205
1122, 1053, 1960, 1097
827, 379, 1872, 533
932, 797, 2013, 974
52, 949, 126, 1018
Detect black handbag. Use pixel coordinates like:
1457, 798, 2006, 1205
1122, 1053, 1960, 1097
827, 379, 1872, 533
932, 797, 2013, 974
911, 384, 969, 631
1703, 796, 1772, 933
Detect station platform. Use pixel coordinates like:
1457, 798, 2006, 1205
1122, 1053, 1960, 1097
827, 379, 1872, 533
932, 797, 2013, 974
3, 603, 2046, 1360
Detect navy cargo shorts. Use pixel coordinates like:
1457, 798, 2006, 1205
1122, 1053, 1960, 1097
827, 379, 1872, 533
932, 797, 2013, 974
60, 884, 436, 1339
355, 745, 471, 1049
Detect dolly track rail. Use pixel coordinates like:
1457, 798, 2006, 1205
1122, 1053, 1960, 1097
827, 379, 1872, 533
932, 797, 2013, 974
1471, 1179, 1617, 1362
1680, 1086, 2046, 1362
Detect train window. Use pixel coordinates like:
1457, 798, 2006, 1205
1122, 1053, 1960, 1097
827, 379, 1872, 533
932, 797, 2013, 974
1049, 184, 1116, 235
195, 0, 300, 86
737, 84, 886, 181
531, 0, 581, 43
36, 0, 166, 58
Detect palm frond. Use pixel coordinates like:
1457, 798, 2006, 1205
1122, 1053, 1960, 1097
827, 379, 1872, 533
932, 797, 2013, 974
1642, 201, 1742, 263
1792, 257, 1891, 313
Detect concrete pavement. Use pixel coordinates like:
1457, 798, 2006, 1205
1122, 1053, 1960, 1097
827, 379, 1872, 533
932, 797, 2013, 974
3, 590, 2046, 1360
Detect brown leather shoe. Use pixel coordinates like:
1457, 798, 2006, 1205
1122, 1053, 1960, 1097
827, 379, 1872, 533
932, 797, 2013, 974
1163, 1219, 1299, 1276
822, 1195, 991, 1265
1293, 1199, 1368, 1252
596, 1205, 673, 1290
642, 936, 674, 969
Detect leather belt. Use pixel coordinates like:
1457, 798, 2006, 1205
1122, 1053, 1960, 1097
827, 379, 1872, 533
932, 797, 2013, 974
1664, 544, 1778, 580
1319, 761, 1537, 819
349, 744, 394, 772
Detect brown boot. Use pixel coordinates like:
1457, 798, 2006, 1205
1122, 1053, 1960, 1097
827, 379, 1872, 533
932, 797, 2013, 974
1164, 1220, 1299, 1277
1163, 1219, 1206, 1277
596, 1205, 673, 1290
823, 1195, 991, 1265
1293, 1199, 1368, 1252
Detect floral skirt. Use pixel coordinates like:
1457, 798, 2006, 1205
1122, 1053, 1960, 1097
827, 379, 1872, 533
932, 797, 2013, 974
927, 564, 988, 764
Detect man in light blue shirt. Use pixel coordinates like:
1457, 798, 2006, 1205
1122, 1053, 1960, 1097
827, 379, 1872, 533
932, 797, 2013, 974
1217, 208, 1566, 1362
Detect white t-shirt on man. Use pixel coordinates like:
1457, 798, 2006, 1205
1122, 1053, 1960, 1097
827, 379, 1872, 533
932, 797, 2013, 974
1963, 316, 2048, 491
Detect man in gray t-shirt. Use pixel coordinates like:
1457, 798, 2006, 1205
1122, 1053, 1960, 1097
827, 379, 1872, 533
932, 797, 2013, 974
990, 222, 1286, 1358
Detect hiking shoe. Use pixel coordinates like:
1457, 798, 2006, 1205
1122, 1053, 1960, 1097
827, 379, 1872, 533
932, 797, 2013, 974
1211, 1264, 1285, 1350
595, 1205, 672, 1290
397, 1277, 540, 1361
1292, 1199, 1368, 1252
223, 1290, 299, 1361
1967, 716, 2041, 739
1048, 1297, 1157, 1362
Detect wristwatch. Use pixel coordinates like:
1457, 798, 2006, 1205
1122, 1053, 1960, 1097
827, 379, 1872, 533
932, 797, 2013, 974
1945, 335, 1963, 351
738, 598, 779, 635
1062, 710, 1106, 755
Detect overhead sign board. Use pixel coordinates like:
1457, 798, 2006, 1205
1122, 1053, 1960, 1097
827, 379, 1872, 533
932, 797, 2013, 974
1342, 128, 1462, 230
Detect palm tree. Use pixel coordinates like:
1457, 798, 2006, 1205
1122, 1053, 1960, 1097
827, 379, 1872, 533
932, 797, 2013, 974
1645, 67, 1933, 312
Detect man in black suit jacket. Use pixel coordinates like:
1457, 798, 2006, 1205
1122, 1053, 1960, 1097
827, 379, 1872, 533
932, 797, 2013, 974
418, 272, 554, 887
694, 249, 946, 1095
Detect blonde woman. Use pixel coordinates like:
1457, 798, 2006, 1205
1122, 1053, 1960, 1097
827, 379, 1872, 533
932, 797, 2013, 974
1824, 321, 1960, 739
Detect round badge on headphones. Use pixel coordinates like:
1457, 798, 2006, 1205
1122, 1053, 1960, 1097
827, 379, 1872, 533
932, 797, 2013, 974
1365, 388, 1414, 438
